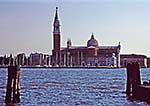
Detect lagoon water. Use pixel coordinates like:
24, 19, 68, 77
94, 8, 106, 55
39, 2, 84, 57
0, 68, 150, 106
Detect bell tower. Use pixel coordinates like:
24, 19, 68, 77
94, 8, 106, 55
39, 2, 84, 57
53, 7, 60, 51
52, 7, 61, 66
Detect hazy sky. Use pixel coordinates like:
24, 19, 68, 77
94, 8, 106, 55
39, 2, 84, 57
1, 0, 150, 56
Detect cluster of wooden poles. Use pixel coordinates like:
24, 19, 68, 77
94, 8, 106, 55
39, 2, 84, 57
5, 65, 20, 103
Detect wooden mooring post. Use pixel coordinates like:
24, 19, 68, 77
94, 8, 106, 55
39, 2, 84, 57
5, 65, 20, 103
126, 62, 141, 97
126, 62, 150, 102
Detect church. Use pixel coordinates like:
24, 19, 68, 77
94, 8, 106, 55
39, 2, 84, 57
51, 7, 121, 67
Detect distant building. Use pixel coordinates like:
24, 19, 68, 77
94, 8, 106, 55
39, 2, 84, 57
0, 54, 16, 66
147, 57, 150, 68
30, 53, 43, 66
120, 54, 147, 68
0, 56, 4, 66
43, 54, 51, 66
26, 57, 30, 66
50, 7, 121, 67
16, 53, 26, 66
1, 54, 13, 66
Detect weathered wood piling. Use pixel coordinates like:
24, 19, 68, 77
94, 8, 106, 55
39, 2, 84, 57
126, 62, 150, 102
126, 62, 141, 97
5, 65, 20, 103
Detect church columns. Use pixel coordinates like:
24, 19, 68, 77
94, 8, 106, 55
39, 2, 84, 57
76, 51, 84, 66
77, 51, 80, 66
70, 55, 72, 66
67, 52, 70, 66
63, 52, 72, 67
117, 42, 121, 68
59, 52, 62, 66
55, 52, 58, 66
117, 54, 120, 68
63, 53, 66, 66
116, 49, 120, 68
81, 52, 83, 66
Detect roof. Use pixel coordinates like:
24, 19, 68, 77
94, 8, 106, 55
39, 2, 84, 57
100, 46, 119, 49
60, 45, 119, 50
87, 34, 99, 47
120, 54, 147, 58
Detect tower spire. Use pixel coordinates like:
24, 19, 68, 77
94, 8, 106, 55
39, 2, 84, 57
53, 7, 60, 34
91, 33, 94, 39
52, 7, 61, 66
54, 7, 58, 21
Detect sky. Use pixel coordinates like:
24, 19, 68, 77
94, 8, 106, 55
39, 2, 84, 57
0, 0, 150, 56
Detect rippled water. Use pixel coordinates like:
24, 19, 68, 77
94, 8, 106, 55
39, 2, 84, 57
0, 68, 150, 106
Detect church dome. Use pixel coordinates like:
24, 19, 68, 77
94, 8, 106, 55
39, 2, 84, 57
87, 34, 99, 47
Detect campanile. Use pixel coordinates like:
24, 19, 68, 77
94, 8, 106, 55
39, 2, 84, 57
52, 7, 61, 66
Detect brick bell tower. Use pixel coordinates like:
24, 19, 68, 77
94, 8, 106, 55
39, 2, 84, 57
52, 7, 61, 66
